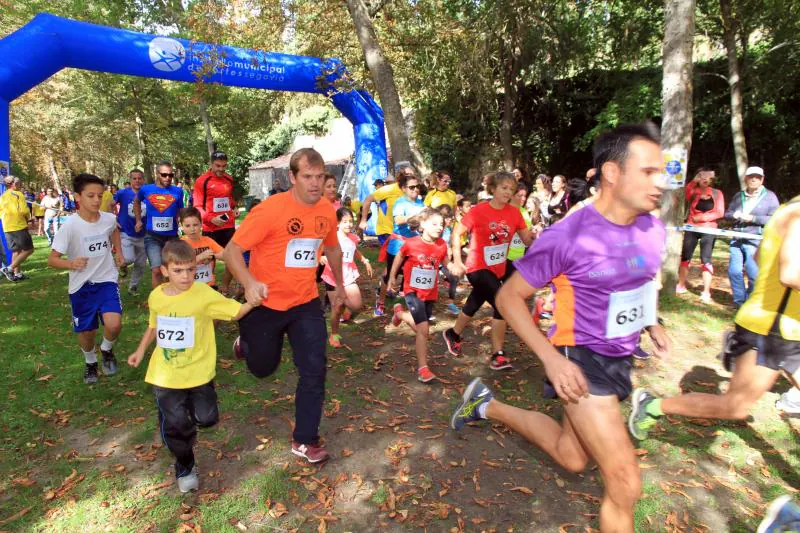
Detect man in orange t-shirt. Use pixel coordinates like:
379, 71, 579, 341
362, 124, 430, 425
225, 147, 344, 464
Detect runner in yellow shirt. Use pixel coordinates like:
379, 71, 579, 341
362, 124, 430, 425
424, 171, 457, 210
0, 176, 34, 281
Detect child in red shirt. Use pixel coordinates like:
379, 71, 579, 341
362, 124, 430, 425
388, 208, 449, 383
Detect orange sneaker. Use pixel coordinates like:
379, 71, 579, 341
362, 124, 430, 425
328, 334, 343, 348
417, 366, 437, 383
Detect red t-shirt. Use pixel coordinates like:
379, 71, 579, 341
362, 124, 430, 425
400, 236, 448, 301
461, 202, 526, 278
192, 170, 236, 232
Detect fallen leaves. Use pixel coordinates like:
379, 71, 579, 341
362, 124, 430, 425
44, 469, 84, 501
508, 486, 534, 495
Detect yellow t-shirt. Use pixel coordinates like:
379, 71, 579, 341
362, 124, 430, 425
372, 183, 403, 236
100, 190, 115, 213
350, 200, 362, 220
145, 282, 242, 389
424, 188, 457, 210
0, 190, 31, 231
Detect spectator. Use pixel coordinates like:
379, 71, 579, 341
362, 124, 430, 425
724, 166, 780, 309
545, 174, 569, 225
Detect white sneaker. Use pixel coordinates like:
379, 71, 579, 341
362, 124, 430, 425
675, 285, 688, 295
700, 292, 712, 303
776, 388, 800, 414
177, 469, 199, 493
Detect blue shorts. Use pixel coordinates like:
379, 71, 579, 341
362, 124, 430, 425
144, 232, 178, 269
377, 234, 390, 245
69, 282, 122, 333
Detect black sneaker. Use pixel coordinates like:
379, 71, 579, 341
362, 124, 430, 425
101, 350, 118, 376
14, 271, 28, 280
718, 330, 737, 372
1, 266, 16, 282
489, 351, 513, 370
442, 328, 462, 356
128, 285, 139, 296
84, 362, 99, 384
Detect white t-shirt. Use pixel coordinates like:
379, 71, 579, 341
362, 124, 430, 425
52, 212, 119, 294
40, 195, 62, 217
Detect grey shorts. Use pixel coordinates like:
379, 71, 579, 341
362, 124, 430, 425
5, 229, 33, 252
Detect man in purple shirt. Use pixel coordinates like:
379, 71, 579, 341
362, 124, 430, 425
450, 122, 673, 533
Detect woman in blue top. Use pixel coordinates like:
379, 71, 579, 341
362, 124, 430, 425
386, 175, 425, 294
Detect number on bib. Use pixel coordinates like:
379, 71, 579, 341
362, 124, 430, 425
410, 267, 436, 290
483, 243, 509, 266
152, 216, 174, 232
285, 238, 322, 268
156, 316, 195, 349
195, 263, 212, 282
605, 280, 658, 339
510, 233, 524, 249
83, 235, 111, 257
213, 197, 230, 213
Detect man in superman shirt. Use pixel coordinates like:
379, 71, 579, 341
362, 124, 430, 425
193, 151, 236, 294
134, 161, 184, 287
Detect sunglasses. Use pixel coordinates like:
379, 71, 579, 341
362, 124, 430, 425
159, 172, 175, 178
407, 185, 420, 190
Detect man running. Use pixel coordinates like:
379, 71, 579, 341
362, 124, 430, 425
629, 194, 800, 440
115, 168, 147, 294
226, 147, 345, 464
0, 176, 34, 281
40, 187, 64, 246
193, 151, 237, 294
450, 123, 671, 533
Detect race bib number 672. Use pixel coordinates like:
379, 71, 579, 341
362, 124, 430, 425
156, 316, 195, 350
285, 238, 322, 268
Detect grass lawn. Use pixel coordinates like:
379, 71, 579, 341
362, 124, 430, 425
0, 236, 796, 532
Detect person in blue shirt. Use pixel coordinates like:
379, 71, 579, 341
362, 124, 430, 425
386, 174, 425, 296
134, 161, 184, 287
115, 168, 147, 295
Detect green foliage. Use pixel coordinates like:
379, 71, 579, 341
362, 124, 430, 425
249, 105, 336, 163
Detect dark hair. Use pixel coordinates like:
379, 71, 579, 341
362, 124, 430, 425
535, 174, 552, 194
211, 151, 228, 162
323, 172, 336, 186
593, 122, 661, 180
250, 198, 261, 210
514, 166, 527, 180
179, 206, 202, 222
161, 240, 196, 266
567, 177, 592, 203
516, 181, 529, 194
398, 172, 419, 189
437, 204, 454, 218
73, 173, 104, 194
128, 168, 143, 177
486, 171, 516, 195
289, 147, 324, 174
157, 160, 173, 169
336, 207, 353, 222
457, 197, 472, 208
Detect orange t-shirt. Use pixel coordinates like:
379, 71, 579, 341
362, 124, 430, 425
232, 191, 338, 311
182, 235, 223, 286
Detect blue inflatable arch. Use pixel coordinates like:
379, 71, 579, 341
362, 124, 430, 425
0, 13, 388, 263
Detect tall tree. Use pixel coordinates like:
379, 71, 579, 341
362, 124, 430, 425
660, 0, 696, 293
720, 0, 748, 189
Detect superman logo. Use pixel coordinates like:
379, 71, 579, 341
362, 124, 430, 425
147, 193, 176, 213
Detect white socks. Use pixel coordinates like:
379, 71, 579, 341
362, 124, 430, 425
478, 402, 489, 419
82, 347, 98, 364
100, 337, 116, 352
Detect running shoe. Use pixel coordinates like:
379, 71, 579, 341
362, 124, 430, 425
177, 468, 200, 493
128, 285, 140, 296
291, 441, 330, 463
373, 303, 385, 317
450, 377, 493, 431
718, 330, 737, 372
442, 328, 462, 356
386, 288, 397, 299
417, 366, 437, 383
700, 291, 712, 304
632, 346, 652, 360
84, 362, 99, 385
1, 266, 16, 282
628, 388, 660, 440
675, 285, 688, 295
14, 271, 28, 280
100, 350, 118, 376
232, 336, 245, 361
489, 351, 513, 371
757, 495, 800, 533
429, 315, 437, 323
776, 388, 800, 415
446, 303, 460, 316
119, 264, 128, 278
391, 303, 403, 327
328, 334, 343, 348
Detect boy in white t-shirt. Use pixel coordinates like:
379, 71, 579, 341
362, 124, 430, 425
48, 173, 125, 384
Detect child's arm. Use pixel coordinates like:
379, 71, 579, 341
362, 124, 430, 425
47, 249, 88, 271
111, 227, 125, 267
127, 327, 156, 367
387, 249, 406, 292
233, 301, 257, 321
354, 250, 373, 277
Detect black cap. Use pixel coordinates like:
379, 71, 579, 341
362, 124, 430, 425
211, 151, 228, 162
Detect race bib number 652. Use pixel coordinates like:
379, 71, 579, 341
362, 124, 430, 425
285, 238, 322, 268
156, 316, 195, 350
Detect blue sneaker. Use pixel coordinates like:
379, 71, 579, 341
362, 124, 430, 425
446, 303, 460, 316
758, 495, 800, 533
373, 303, 385, 317
632, 346, 652, 360
451, 377, 493, 431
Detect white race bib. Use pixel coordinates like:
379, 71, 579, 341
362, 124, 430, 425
483, 243, 509, 266
156, 316, 195, 350
285, 238, 322, 268
194, 263, 212, 282
213, 197, 230, 213
605, 280, 658, 339
410, 267, 436, 290
152, 216, 174, 232
128, 202, 146, 218
510, 233, 524, 249
83, 234, 111, 257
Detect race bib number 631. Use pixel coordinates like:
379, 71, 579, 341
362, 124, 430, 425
605, 280, 658, 339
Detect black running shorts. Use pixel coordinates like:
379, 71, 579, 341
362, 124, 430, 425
405, 292, 434, 325
542, 345, 633, 401
726, 324, 800, 374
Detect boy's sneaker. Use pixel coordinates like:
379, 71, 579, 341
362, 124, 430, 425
776, 388, 800, 415
14, 271, 28, 280
328, 334, 343, 348
446, 303, 460, 316
632, 346, 652, 360
101, 350, 118, 376
489, 351, 513, 371
628, 388, 660, 440
291, 441, 330, 463
1, 266, 17, 282
451, 377, 493, 430
757, 495, 800, 533
391, 303, 404, 327
84, 362, 99, 384
373, 303, 385, 317
232, 336, 245, 361
417, 366, 437, 383
675, 285, 688, 295
128, 285, 140, 296
717, 330, 737, 372
700, 291, 712, 304
177, 468, 200, 493
442, 328, 462, 356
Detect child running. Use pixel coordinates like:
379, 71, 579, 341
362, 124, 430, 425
179, 207, 224, 289
48, 173, 126, 384
438, 204, 461, 315
324, 207, 373, 348
388, 208, 449, 382
127, 240, 255, 493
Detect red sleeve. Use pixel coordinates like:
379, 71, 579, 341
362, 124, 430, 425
513, 207, 526, 232
695, 189, 726, 223
192, 174, 212, 224
684, 179, 697, 202
461, 207, 476, 230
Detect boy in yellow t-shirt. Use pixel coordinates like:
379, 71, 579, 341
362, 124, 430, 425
127, 240, 255, 493
179, 207, 224, 289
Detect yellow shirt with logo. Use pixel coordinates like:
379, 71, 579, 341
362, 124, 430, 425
372, 183, 403, 236
0, 189, 31, 232
100, 190, 115, 213
424, 188, 457, 210
145, 282, 242, 389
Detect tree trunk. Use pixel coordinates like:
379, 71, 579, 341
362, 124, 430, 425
720, 0, 748, 189
46, 147, 63, 194
344, 0, 414, 170
199, 97, 216, 157
499, 65, 515, 170
131, 85, 153, 181
659, 0, 696, 295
